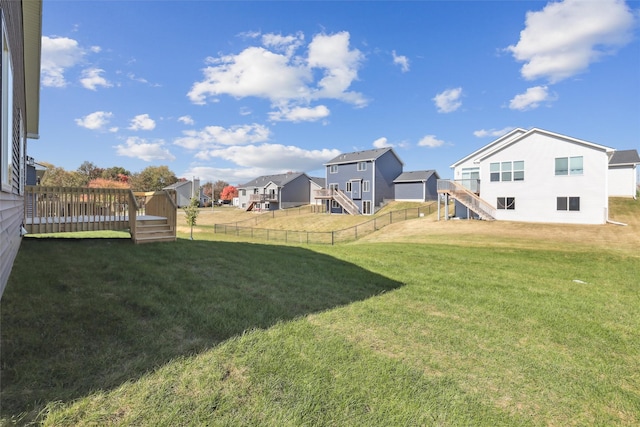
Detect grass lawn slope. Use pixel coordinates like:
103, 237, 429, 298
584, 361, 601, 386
1, 198, 638, 425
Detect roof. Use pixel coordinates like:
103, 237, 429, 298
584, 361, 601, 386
325, 147, 403, 166
239, 172, 307, 188
450, 128, 526, 168
451, 128, 614, 167
309, 176, 325, 187
164, 180, 192, 190
23, 0, 42, 139
393, 170, 440, 183
608, 149, 640, 166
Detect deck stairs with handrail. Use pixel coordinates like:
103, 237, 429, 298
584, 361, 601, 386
437, 180, 496, 220
332, 189, 361, 215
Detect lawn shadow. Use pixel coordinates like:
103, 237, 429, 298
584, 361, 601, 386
1, 238, 403, 423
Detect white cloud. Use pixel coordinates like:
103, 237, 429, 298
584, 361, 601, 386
417, 135, 445, 148
80, 68, 112, 91
373, 137, 392, 148
188, 31, 367, 114
174, 124, 271, 151
392, 50, 410, 72
269, 105, 330, 122
128, 114, 156, 131
178, 115, 195, 125
75, 111, 113, 130
507, 0, 635, 83
41, 36, 86, 87
473, 127, 516, 138
205, 143, 341, 171
181, 165, 269, 187
509, 86, 557, 110
433, 87, 463, 113
115, 137, 176, 162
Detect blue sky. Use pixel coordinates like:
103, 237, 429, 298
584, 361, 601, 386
33, 0, 640, 185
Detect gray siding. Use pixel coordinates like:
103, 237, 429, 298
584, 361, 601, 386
373, 150, 403, 210
1, 1, 32, 298
280, 174, 310, 209
395, 182, 424, 200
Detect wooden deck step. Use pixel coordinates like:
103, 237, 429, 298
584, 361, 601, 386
133, 217, 176, 244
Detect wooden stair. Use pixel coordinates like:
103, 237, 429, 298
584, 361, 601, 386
132, 217, 176, 244
437, 180, 496, 221
332, 189, 360, 215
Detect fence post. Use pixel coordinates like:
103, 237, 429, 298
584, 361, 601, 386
331, 231, 334, 245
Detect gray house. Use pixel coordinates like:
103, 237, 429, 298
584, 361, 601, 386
318, 148, 404, 215
238, 172, 312, 211
393, 170, 440, 202
164, 179, 200, 207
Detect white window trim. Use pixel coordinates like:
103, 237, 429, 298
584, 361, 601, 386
357, 161, 367, 171
1, 15, 14, 192
329, 164, 338, 174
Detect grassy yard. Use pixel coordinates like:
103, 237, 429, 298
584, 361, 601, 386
1, 199, 639, 425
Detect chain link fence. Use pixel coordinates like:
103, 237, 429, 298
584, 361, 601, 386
214, 204, 436, 245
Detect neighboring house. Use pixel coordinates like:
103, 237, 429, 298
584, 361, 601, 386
309, 177, 325, 205
393, 170, 440, 202
320, 147, 404, 215
443, 128, 631, 225
164, 179, 200, 207
0, 0, 42, 297
608, 149, 640, 198
238, 172, 312, 211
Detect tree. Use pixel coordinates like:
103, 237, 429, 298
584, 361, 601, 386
101, 166, 131, 182
77, 161, 104, 186
183, 197, 200, 240
220, 185, 238, 201
87, 178, 130, 189
212, 180, 229, 201
129, 166, 178, 192
40, 162, 85, 187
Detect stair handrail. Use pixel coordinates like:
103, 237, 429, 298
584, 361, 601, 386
333, 189, 360, 215
437, 180, 496, 220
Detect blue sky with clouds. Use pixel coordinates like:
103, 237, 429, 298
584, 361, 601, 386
33, 0, 640, 184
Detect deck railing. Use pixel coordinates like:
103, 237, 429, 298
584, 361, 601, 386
24, 186, 132, 234
23, 186, 177, 236
437, 180, 495, 220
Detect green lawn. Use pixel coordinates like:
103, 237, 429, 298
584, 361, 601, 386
1, 201, 639, 426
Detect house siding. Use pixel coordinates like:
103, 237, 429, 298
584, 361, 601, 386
373, 150, 403, 210
469, 132, 609, 224
326, 160, 375, 214
1, 1, 33, 298
608, 165, 637, 198
394, 182, 423, 201
280, 174, 310, 209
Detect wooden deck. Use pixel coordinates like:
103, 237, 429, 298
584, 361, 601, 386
23, 186, 178, 243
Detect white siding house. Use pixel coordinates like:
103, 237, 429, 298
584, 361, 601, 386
448, 128, 615, 225
608, 150, 640, 198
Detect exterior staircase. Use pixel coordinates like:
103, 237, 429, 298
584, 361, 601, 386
132, 217, 176, 244
332, 189, 361, 215
437, 180, 496, 220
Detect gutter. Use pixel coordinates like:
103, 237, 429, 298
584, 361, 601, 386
606, 219, 627, 226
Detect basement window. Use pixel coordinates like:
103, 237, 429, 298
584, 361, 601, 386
497, 197, 515, 210
557, 197, 580, 211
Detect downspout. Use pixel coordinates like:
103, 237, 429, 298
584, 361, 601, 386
372, 159, 376, 213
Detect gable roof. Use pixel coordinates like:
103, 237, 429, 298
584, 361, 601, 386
239, 172, 307, 188
608, 149, 640, 166
452, 128, 614, 167
309, 176, 325, 188
450, 128, 526, 168
393, 170, 440, 183
164, 180, 192, 190
325, 147, 403, 166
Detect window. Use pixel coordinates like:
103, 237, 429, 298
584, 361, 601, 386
345, 181, 352, 192
556, 156, 583, 176
240, 189, 246, 196
331, 200, 340, 209
357, 161, 367, 171
329, 165, 338, 174
490, 161, 524, 182
513, 161, 524, 181
497, 197, 515, 210
362, 200, 371, 214
2, 18, 14, 190
490, 163, 500, 182
362, 180, 370, 192
557, 197, 580, 211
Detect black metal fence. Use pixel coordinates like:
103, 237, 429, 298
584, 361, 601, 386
214, 204, 436, 245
